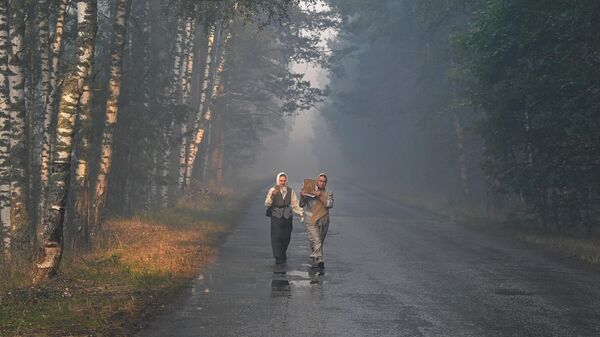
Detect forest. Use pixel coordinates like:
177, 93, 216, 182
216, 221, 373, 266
1, 0, 599, 334
0, 0, 331, 282
323, 0, 600, 231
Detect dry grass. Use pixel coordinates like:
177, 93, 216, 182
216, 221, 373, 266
96, 216, 221, 278
0, 192, 241, 337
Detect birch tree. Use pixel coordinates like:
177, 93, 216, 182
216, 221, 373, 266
36, 0, 50, 117
39, 0, 69, 227
0, 0, 9, 257
72, 0, 99, 247
91, 0, 131, 230
35, 0, 97, 282
187, 23, 233, 187
8, 0, 30, 254
196, 30, 231, 185
175, 15, 190, 191
184, 24, 216, 189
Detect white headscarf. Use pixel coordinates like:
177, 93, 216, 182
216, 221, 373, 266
276, 172, 288, 198
276, 172, 287, 185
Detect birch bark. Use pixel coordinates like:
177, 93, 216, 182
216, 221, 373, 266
91, 0, 130, 230
34, 0, 96, 282
39, 0, 69, 228
184, 25, 216, 188
174, 14, 187, 190
36, 0, 50, 115
179, 18, 194, 190
72, 1, 98, 247
0, 0, 9, 257
8, 0, 30, 253
196, 30, 231, 185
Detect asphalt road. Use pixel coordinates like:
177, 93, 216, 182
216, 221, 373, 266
137, 182, 600, 337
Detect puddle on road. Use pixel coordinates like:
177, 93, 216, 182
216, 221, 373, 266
271, 269, 324, 294
271, 279, 291, 291
289, 279, 321, 287
286, 270, 310, 278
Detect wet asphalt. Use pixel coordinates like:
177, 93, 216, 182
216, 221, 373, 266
137, 182, 600, 337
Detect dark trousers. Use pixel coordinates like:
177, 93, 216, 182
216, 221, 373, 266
271, 216, 293, 260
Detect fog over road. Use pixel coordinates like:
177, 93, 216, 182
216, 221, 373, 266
138, 181, 600, 337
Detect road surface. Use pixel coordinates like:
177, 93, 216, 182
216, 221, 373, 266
137, 182, 600, 337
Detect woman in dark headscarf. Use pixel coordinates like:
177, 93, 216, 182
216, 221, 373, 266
264, 172, 303, 264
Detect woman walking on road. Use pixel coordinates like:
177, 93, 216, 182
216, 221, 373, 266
300, 173, 334, 269
265, 172, 303, 264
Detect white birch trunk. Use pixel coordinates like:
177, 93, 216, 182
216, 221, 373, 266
34, 0, 96, 283
0, 0, 10, 257
8, 0, 30, 252
37, 0, 50, 114
185, 25, 216, 188
179, 18, 195, 189
91, 0, 130, 230
173, 15, 184, 104
39, 0, 69, 227
173, 15, 187, 190
181, 17, 195, 104
194, 30, 231, 186
73, 1, 98, 247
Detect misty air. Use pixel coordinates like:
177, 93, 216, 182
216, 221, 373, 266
1, 0, 600, 336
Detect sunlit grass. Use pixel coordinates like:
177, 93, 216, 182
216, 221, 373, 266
0, 191, 244, 336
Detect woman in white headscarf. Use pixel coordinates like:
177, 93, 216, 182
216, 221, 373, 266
265, 172, 303, 264
300, 173, 334, 269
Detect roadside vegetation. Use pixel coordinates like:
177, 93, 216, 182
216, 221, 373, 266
0, 191, 242, 337
385, 191, 600, 266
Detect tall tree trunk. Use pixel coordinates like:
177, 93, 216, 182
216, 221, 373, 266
8, 0, 30, 255
25, 3, 36, 249
179, 18, 196, 190
72, 3, 98, 248
72, 66, 94, 248
201, 31, 230, 184
0, 0, 10, 258
181, 17, 195, 104
39, 0, 69, 230
189, 24, 233, 186
91, 0, 130, 231
34, 0, 97, 283
37, 0, 50, 120
185, 24, 216, 188
173, 14, 187, 191
160, 118, 175, 207
177, 18, 196, 188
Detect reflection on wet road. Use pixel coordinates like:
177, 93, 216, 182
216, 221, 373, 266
138, 182, 600, 337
